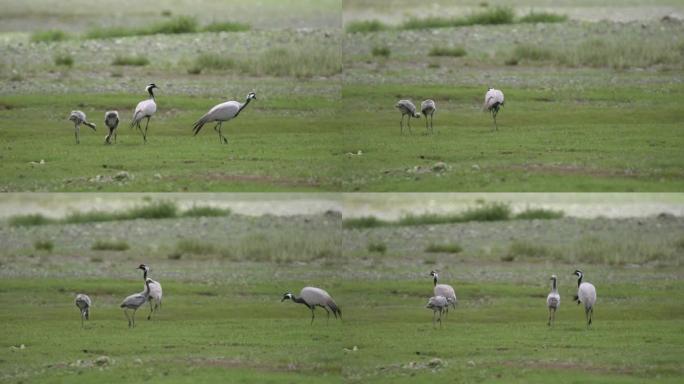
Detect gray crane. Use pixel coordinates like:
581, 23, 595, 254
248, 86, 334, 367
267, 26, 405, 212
429, 271, 457, 316
420, 99, 436, 134
573, 270, 597, 328
547, 275, 560, 327
130, 84, 158, 143
68, 110, 96, 144
395, 99, 420, 135
104, 110, 119, 144
426, 295, 448, 327
281, 286, 341, 324
138, 264, 163, 320
483, 88, 504, 130
192, 92, 257, 144
75, 293, 91, 328
120, 278, 151, 328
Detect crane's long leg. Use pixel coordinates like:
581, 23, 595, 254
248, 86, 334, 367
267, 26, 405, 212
407, 116, 413, 134
147, 300, 154, 320
124, 309, 131, 328
143, 117, 150, 143
400, 114, 404, 135
548, 308, 553, 327
431, 113, 435, 134
114, 128, 117, 144
218, 122, 227, 144
310, 307, 316, 325
492, 109, 498, 131
425, 114, 429, 132
438, 308, 443, 328
213, 123, 221, 143
75, 124, 80, 144
432, 309, 437, 327
81, 311, 85, 328
322, 306, 331, 324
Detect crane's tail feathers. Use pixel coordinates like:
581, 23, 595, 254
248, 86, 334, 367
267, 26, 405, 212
84, 122, 96, 131
130, 111, 143, 129
192, 115, 209, 136
85, 309, 89, 320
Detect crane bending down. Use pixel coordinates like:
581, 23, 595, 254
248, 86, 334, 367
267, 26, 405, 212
75, 293, 91, 328
547, 275, 560, 327
395, 99, 420, 135
69, 110, 96, 144
429, 271, 457, 316
104, 110, 119, 144
121, 278, 151, 328
192, 92, 257, 144
282, 287, 341, 324
483, 88, 504, 130
421, 99, 436, 134
574, 270, 597, 328
138, 264, 162, 320
130, 84, 158, 143
426, 295, 448, 327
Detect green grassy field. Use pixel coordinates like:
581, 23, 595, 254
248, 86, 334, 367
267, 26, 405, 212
1, 200, 683, 383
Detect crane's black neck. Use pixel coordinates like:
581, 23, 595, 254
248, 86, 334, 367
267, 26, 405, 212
235, 97, 252, 117
552, 278, 557, 291
433, 276, 438, 286
291, 295, 308, 305
143, 269, 148, 280
148, 88, 155, 99
576, 275, 582, 288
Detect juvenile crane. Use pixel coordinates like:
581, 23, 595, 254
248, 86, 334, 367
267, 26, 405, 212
120, 278, 151, 328
138, 264, 162, 320
75, 293, 91, 328
130, 83, 158, 143
281, 287, 341, 325
395, 99, 420, 135
104, 110, 119, 144
68, 110, 96, 144
420, 99, 436, 134
547, 275, 560, 327
192, 92, 257, 144
429, 271, 457, 315
426, 295, 448, 328
573, 270, 597, 328
483, 88, 504, 130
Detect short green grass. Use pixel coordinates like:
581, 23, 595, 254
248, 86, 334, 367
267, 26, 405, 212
340, 83, 684, 191
30, 29, 69, 43
111, 55, 149, 66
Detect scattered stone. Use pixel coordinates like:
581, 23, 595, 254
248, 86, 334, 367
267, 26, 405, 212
432, 162, 447, 172
9, 344, 26, 351
133, 358, 143, 365
467, 360, 476, 367
95, 355, 111, 366
471, 164, 481, 171
153, 173, 163, 180
428, 358, 444, 368
113, 171, 130, 181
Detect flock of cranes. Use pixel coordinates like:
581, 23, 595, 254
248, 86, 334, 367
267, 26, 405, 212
395, 87, 504, 134
68, 84, 257, 145
68, 84, 502, 144
75, 266, 596, 329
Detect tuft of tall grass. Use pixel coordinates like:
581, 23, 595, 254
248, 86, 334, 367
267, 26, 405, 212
182, 205, 231, 218
425, 243, 463, 253
203, 21, 251, 33
401, 6, 513, 30
175, 239, 215, 255
429, 46, 466, 57
507, 240, 554, 259
515, 208, 564, 220
367, 241, 387, 254
54, 53, 74, 67
34, 240, 54, 252
343, 216, 387, 229
91, 239, 129, 251
242, 45, 341, 78
112, 55, 149, 66
30, 30, 69, 43
510, 44, 553, 62
86, 16, 197, 39
371, 45, 391, 57
189, 53, 235, 74
9, 214, 54, 227
519, 11, 568, 23
346, 20, 389, 33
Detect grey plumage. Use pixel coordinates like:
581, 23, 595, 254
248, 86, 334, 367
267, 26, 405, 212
573, 270, 597, 328
104, 110, 119, 144
420, 99, 436, 134
429, 271, 457, 316
69, 110, 96, 144
483, 88, 505, 131
130, 84, 158, 143
138, 264, 163, 320
426, 295, 448, 327
193, 92, 256, 144
547, 275, 560, 327
395, 99, 420, 135
75, 293, 91, 328
120, 278, 151, 328
281, 286, 341, 325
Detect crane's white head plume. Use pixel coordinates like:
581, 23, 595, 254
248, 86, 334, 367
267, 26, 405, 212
550, 274, 557, 280
429, 270, 438, 279
573, 270, 583, 278
138, 264, 149, 272
281, 292, 294, 302
247, 91, 257, 100
146, 83, 158, 97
